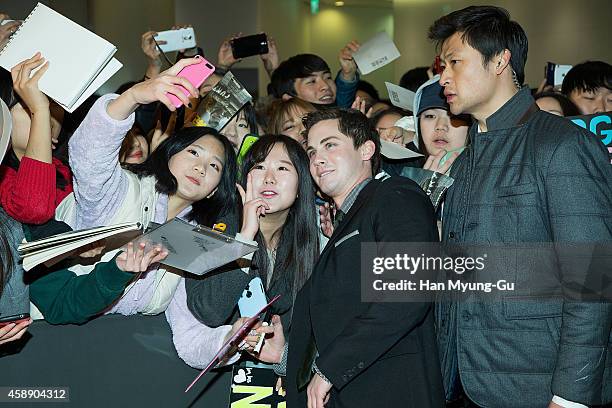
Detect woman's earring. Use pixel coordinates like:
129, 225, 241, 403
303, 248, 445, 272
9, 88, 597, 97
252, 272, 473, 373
206, 188, 217, 199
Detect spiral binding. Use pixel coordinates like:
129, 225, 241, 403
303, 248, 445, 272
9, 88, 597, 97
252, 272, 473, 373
0, 2, 41, 55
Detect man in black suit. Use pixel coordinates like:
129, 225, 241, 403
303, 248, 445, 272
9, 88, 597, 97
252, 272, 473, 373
251, 108, 445, 407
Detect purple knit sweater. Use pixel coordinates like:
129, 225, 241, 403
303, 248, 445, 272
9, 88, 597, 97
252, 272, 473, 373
68, 94, 236, 368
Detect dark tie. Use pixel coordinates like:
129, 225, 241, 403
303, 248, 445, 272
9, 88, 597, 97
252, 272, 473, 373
333, 209, 345, 229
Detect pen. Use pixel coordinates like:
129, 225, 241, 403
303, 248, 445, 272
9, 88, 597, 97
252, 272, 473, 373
253, 322, 268, 354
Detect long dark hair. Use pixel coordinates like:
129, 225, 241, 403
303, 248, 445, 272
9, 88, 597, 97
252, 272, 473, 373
126, 126, 238, 227
238, 102, 259, 136
0, 217, 13, 299
239, 135, 319, 300
0, 69, 18, 110
534, 91, 581, 117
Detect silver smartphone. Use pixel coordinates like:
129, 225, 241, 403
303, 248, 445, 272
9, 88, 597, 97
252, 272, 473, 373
154, 27, 196, 53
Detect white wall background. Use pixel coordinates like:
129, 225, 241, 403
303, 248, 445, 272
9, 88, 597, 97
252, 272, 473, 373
392, 0, 612, 88
1, 0, 611, 98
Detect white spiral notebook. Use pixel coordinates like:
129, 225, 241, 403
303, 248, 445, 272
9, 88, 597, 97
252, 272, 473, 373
0, 2, 122, 112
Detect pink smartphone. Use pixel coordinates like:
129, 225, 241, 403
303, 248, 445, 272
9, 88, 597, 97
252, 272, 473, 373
167, 56, 215, 108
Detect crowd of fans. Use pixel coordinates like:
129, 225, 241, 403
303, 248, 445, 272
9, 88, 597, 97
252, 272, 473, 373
0, 5, 611, 408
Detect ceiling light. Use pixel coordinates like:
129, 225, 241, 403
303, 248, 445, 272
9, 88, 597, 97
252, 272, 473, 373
311, 0, 319, 14
335, 1, 345, 6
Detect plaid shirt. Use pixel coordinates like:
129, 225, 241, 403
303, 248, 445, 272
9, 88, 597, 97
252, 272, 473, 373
338, 178, 372, 215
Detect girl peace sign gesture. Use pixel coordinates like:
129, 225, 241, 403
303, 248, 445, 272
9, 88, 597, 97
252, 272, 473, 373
236, 172, 270, 241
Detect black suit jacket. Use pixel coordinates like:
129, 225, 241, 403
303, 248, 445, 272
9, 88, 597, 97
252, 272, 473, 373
286, 177, 445, 408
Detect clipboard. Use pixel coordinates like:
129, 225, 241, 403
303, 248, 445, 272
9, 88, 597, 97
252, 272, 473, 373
136, 218, 258, 275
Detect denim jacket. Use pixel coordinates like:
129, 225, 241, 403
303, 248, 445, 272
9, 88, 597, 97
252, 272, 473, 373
335, 70, 359, 109
0, 208, 28, 318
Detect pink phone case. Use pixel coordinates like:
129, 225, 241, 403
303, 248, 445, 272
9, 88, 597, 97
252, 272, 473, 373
167, 56, 215, 108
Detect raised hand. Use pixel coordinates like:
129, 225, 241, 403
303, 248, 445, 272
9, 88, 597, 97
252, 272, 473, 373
131, 57, 200, 108
339, 40, 360, 81
141, 30, 164, 63
108, 57, 201, 120
217, 32, 243, 70
237, 172, 270, 241
0, 14, 20, 48
141, 30, 165, 80
10, 53, 55, 161
351, 95, 374, 118
536, 77, 554, 94
115, 242, 168, 273
11, 53, 50, 114
260, 36, 279, 76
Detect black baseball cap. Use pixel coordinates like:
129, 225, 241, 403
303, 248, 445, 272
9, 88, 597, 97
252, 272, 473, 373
417, 81, 448, 116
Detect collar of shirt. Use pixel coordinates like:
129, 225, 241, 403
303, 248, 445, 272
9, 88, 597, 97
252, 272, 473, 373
339, 177, 372, 214
477, 87, 535, 133
154, 194, 193, 224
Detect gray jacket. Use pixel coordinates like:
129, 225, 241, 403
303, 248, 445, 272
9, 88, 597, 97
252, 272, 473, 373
0, 208, 28, 318
437, 88, 612, 407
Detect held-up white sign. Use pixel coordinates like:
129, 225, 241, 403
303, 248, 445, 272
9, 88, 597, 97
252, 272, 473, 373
353, 32, 400, 75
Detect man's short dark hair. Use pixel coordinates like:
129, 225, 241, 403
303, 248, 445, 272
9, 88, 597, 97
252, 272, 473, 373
399, 67, 430, 92
428, 6, 528, 85
269, 54, 331, 99
561, 61, 612, 96
303, 108, 381, 174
